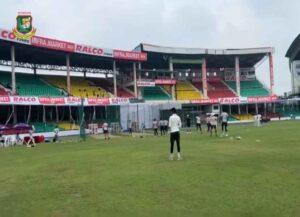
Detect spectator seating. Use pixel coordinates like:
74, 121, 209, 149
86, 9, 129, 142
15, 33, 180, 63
93, 79, 134, 98
226, 80, 269, 97
0, 71, 64, 97
0, 86, 8, 96
142, 86, 171, 100
176, 81, 203, 100
43, 76, 109, 98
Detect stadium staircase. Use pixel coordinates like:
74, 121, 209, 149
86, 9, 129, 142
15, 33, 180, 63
0, 85, 9, 96
43, 76, 110, 98
93, 79, 134, 98
176, 81, 203, 100
142, 86, 171, 100
207, 80, 237, 98
226, 80, 269, 97
0, 71, 64, 97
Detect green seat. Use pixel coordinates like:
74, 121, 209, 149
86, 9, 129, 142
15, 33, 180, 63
142, 86, 171, 100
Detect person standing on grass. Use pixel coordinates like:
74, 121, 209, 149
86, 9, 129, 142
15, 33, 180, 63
196, 114, 202, 133
102, 122, 110, 140
186, 114, 191, 134
168, 108, 182, 160
128, 120, 133, 136
26, 128, 36, 147
153, 118, 158, 136
164, 119, 168, 134
159, 119, 164, 136
53, 126, 60, 142
220, 111, 229, 137
210, 114, 218, 137
206, 114, 211, 133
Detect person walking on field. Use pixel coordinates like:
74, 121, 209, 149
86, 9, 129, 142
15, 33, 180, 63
168, 108, 182, 160
153, 118, 159, 136
196, 114, 202, 133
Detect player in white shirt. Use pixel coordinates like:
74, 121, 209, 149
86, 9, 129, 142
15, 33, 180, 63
168, 108, 182, 160
152, 119, 158, 136
53, 126, 60, 142
102, 122, 110, 140
26, 127, 36, 147
220, 111, 229, 136
195, 114, 202, 133
210, 114, 218, 137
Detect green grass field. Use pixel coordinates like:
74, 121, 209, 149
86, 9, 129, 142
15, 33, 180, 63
0, 121, 299, 217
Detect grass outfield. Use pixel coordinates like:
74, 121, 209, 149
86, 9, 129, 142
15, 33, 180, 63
0, 121, 299, 217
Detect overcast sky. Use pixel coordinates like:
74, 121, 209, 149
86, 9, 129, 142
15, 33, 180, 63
2, 0, 299, 95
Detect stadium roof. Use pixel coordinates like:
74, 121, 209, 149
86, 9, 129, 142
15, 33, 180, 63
135, 43, 274, 69
286, 34, 300, 61
0, 28, 147, 70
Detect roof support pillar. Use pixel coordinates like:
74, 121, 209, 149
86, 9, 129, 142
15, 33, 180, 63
113, 61, 117, 97
138, 63, 142, 99
169, 57, 175, 100
11, 45, 16, 95
202, 58, 208, 98
66, 54, 71, 95
235, 56, 241, 97
268, 53, 274, 95
133, 62, 137, 98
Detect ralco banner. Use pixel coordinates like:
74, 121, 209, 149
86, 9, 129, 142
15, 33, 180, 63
0, 28, 147, 61
0, 96, 130, 106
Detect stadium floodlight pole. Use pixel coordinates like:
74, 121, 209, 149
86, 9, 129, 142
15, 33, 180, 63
169, 57, 176, 100
268, 53, 274, 95
10, 45, 16, 95
201, 58, 208, 98
113, 61, 117, 97
235, 56, 241, 97
133, 62, 138, 98
66, 54, 71, 95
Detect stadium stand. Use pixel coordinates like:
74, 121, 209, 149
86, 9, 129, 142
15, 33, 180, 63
142, 86, 171, 100
0, 71, 64, 97
31, 122, 57, 133
176, 81, 203, 100
43, 76, 109, 98
226, 80, 269, 97
231, 114, 254, 120
0, 86, 8, 96
93, 79, 134, 98
207, 80, 236, 98
58, 122, 79, 130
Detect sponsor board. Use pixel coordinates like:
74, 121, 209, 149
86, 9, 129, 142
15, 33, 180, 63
113, 50, 147, 61
31, 36, 75, 52
137, 81, 155, 87
155, 79, 176, 85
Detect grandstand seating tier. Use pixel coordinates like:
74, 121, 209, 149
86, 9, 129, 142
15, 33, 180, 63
0, 72, 64, 97
226, 80, 269, 97
43, 76, 109, 98
142, 86, 171, 100
176, 81, 203, 100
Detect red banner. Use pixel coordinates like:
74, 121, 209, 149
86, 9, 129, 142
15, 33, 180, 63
113, 50, 147, 61
39, 97, 66, 105
31, 36, 75, 52
0, 96, 10, 103
155, 79, 176, 85
248, 95, 277, 103
190, 99, 219, 104
87, 98, 110, 105
137, 81, 155, 87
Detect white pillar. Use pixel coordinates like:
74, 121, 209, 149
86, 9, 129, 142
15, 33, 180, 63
169, 57, 175, 100
113, 61, 117, 97
133, 62, 137, 98
138, 63, 142, 99
11, 45, 16, 95
268, 53, 274, 95
202, 59, 208, 98
66, 54, 71, 95
235, 56, 240, 96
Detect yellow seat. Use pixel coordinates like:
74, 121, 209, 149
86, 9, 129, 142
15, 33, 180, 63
176, 81, 203, 100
